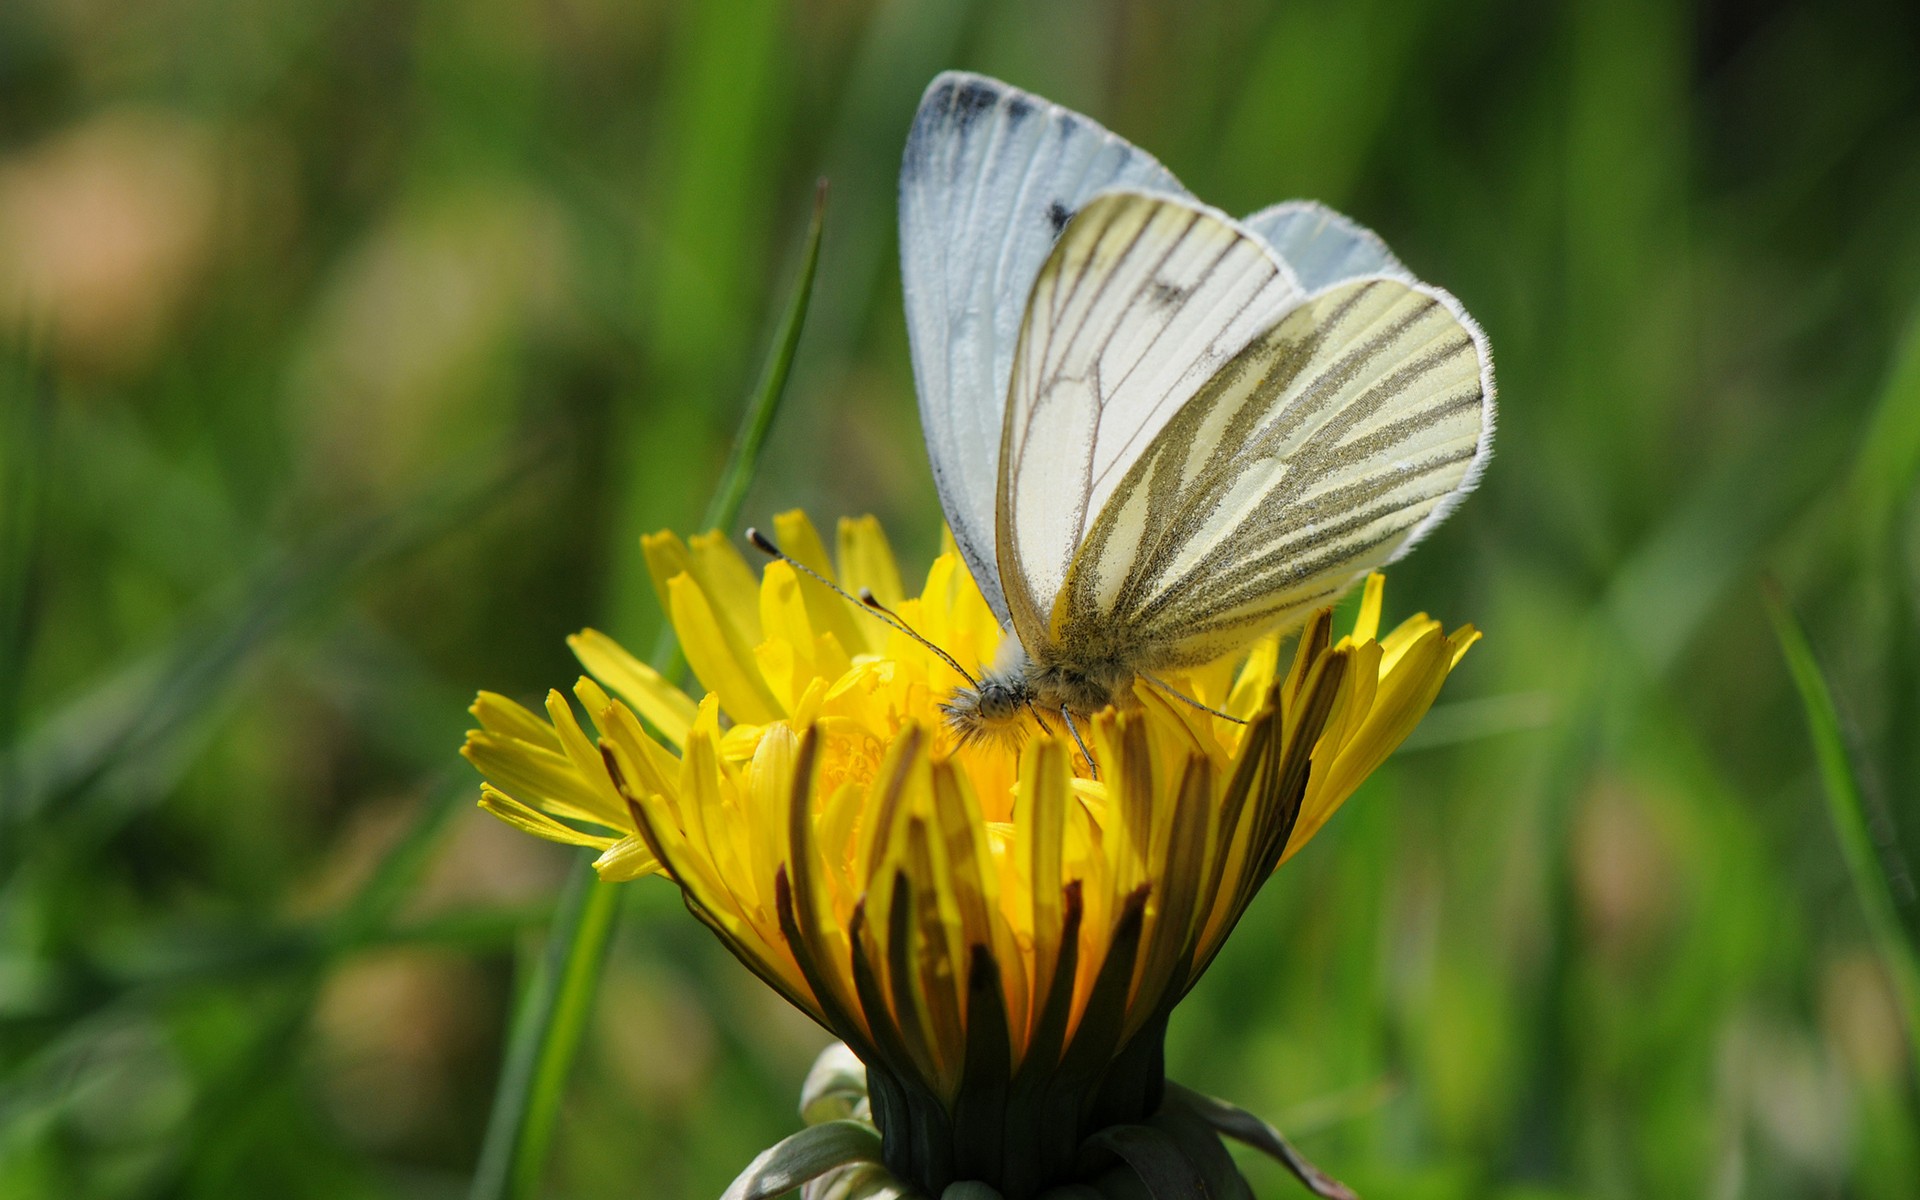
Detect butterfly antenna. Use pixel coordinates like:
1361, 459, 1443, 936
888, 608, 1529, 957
745, 527, 979, 688
857, 587, 984, 688
1142, 672, 1248, 725
1060, 704, 1099, 781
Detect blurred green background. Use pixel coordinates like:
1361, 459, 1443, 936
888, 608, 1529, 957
4, 0, 1920, 1197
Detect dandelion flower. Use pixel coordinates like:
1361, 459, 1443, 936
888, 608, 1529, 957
463, 510, 1476, 1198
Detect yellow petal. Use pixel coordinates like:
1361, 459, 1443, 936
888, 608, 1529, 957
640, 530, 694, 625
1448, 624, 1483, 667
544, 688, 629, 827
1321, 641, 1382, 754
470, 691, 563, 752
1347, 573, 1386, 645
669, 571, 785, 725
837, 515, 907, 635
754, 636, 802, 714
461, 731, 618, 831
1294, 628, 1453, 850
596, 700, 683, 823
594, 834, 662, 881
478, 785, 619, 849
771, 510, 869, 661
569, 629, 697, 748
814, 778, 867, 910
929, 759, 1027, 1041
1225, 634, 1281, 720
1016, 737, 1072, 1028
914, 553, 1000, 692
688, 530, 766, 645
611, 718, 728, 914
757, 561, 818, 706
746, 723, 799, 893
1378, 612, 1441, 674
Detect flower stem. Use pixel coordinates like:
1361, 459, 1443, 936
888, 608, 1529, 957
468, 181, 828, 1200
470, 867, 622, 1200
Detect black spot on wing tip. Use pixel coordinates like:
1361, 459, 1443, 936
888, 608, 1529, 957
903, 80, 962, 184
1006, 96, 1035, 125
1046, 201, 1073, 234
952, 79, 1000, 129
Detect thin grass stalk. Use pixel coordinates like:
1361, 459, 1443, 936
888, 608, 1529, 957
1766, 584, 1920, 1091
0, 343, 49, 825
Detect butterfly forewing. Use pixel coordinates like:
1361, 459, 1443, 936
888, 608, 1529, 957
994, 191, 1305, 653
1054, 276, 1491, 669
900, 73, 1189, 626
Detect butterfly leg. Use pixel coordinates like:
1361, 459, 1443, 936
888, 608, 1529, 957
1142, 671, 1248, 724
1060, 704, 1099, 780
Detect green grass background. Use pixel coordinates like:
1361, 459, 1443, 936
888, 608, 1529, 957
4, 1, 1920, 1196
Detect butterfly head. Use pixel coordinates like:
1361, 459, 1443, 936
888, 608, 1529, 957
939, 672, 1035, 749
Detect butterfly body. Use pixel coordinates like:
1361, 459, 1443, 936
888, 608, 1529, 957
900, 74, 1495, 751
942, 642, 1135, 747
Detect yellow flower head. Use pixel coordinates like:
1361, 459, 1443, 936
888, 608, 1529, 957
463, 510, 1476, 1197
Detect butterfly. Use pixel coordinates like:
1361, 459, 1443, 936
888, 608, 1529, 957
896, 72, 1495, 748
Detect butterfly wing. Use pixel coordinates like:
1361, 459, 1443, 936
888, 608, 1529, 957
1242, 200, 1413, 291
1056, 274, 1494, 669
899, 72, 1188, 625
994, 191, 1306, 654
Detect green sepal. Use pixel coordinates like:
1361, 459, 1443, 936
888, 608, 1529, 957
805, 1162, 918, 1200
722, 1119, 885, 1200
1162, 1083, 1357, 1199
803, 1042, 872, 1126
1075, 1125, 1205, 1199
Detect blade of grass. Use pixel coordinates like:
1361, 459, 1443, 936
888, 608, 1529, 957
1765, 582, 1920, 1084
1848, 308, 1920, 548
0, 904, 537, 1030
469, 181, 827, 1200
649, 180, 830, 673
3, 777, 468, 1191
148, 779, 468, 1200
703, 184, 831, 532
0, 343, 50, 820
603, 0, 791, 633
1, 448, 540, 852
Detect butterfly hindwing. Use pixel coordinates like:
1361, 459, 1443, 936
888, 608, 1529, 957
1241, 200, 1413, 292
994, 191, 1305, 653
900, 73, 1188, 626
1055, 275, 1493, 669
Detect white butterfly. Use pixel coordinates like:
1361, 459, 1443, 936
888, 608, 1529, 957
897, 72, 1495, 744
